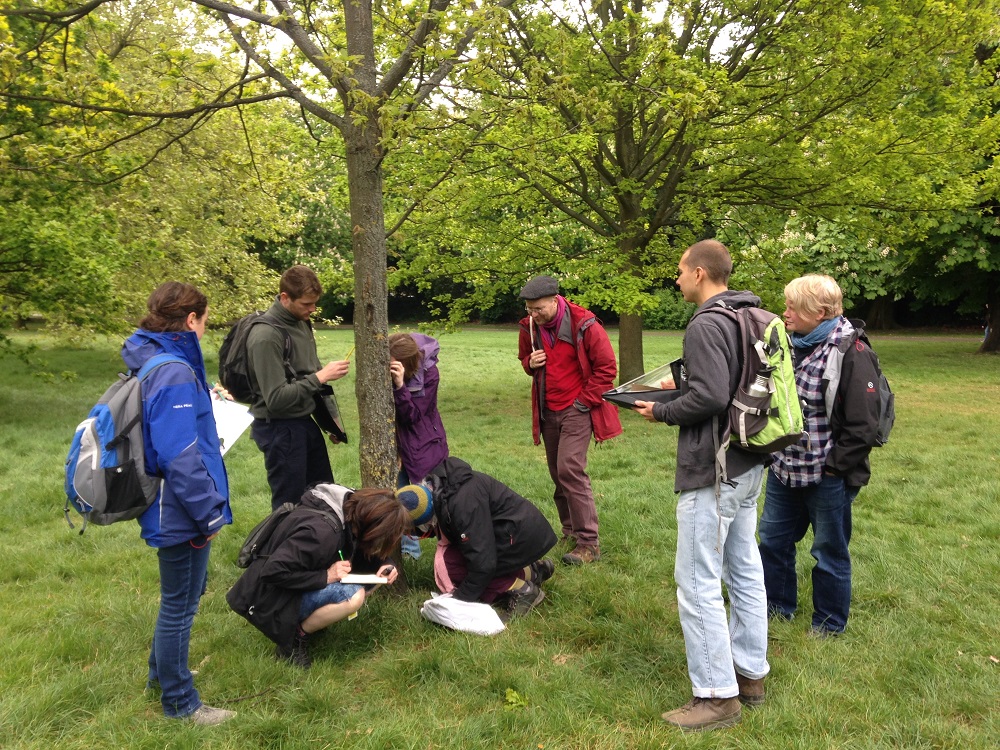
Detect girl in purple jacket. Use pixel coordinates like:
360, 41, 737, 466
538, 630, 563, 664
389, 333, 449, 558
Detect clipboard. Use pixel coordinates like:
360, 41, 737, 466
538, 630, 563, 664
313, 386, 348, 444
602, 360, 683, 409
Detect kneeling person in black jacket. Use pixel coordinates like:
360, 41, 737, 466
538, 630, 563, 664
399, 457, 558, 620
227, 485, 409, 668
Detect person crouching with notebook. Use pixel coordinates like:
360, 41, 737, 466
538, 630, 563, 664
227, 485, 409, 669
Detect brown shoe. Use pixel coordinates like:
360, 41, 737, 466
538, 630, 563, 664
661, 697, 741, 731
562, 545, 600, 565
735, 672, 766, 707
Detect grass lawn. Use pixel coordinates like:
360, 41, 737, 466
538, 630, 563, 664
0, 326, 997, 749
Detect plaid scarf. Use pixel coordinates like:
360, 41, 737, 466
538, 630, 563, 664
770, 317, 854, 488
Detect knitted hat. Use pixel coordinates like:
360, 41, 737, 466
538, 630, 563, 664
519, 275, 559, 300
396, 484, 434, 527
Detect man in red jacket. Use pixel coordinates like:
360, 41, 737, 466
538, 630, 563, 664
518, 276, 622, 565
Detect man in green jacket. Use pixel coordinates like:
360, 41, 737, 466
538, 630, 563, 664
247, 265, 350, 511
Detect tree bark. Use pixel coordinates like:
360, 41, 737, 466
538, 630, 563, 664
978, 286, 999, 354
617, 312, 645, 383
344, 130, 397, 489
864, 295, 897, 330
342, 0, 398, 491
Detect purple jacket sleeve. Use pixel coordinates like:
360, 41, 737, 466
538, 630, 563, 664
394, 367, 441, 427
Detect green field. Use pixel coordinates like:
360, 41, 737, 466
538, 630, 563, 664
0, 328, 997, 749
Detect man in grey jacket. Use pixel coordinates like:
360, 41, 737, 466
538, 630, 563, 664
635, 240, 769, 732
247, 265, 350, 511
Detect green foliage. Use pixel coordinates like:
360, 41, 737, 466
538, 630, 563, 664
642, 288, 695, 331
393, 0, 1000, 370
1, 329, 998, 748
718, 212, 904, 314
0, 2, 315, 332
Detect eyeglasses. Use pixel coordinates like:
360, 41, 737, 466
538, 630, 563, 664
525, 303, 552, 314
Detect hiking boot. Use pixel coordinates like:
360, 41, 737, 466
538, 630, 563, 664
530, 559, 556, 584
735, 672, 766, 707
505, 580, 546, 618
562, 545, 600, 565
187, 704, 236, 726
275, 632, 311, 669
661, 697, 742, 731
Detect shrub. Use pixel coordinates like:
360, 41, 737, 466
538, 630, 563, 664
644, 288, 695, 330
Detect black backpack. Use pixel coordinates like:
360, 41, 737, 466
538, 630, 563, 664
236, 502, 339, 568
218, 311, 293, 404
842, 328, 895, 447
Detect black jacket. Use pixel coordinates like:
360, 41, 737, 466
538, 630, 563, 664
429, 458, 557, 602
822, 322, 882, 486
227, 487, 354, 651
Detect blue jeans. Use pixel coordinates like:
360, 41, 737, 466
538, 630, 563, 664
675, 464, 768, 698
148, 540, 211, 718
299, 582, 364, 620
758, 471, 859, 634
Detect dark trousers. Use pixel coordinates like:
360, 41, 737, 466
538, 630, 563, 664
758, 472, 859, 634
251, 416, 333, 511
540, 405, 598, 546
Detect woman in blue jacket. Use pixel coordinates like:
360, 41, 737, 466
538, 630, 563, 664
121, 282, 234, 725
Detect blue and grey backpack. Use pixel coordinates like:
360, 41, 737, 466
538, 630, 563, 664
64, 353, 189, 534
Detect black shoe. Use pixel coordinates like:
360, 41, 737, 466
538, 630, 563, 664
530, 559, 555, 584
275, 632, 311, 669
506, 581, 545, 618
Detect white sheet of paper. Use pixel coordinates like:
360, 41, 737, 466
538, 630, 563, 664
212, 397, 254, 456
340, 574, 388, 585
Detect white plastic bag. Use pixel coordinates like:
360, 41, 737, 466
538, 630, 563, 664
419, 592, 506, 636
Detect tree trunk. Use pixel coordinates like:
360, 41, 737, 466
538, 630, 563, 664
342, 0, 407, 591
618, 312, 645, 383
344, 133, 397, 489
978, 287, 999, 354
864, 295, 897, 330
343, 0, 397, 490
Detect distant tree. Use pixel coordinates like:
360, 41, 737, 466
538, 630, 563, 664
397, 0, 1000, 379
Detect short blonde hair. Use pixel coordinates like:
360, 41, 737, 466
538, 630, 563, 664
784, 274, 843, 320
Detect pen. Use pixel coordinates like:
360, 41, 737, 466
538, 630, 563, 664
344, 344, 355, 361
339, 550, 345, 561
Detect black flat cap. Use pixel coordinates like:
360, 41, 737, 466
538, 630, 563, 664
519, 275, 559, 300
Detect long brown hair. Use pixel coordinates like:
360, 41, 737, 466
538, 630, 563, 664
140, 282, 208, 332
344, 489, 410, 559
388, 333, 423, 382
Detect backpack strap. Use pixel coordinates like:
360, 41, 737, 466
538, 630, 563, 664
105, 354, 189, 454
252, 315, 297, 392
251, 507, 341, 564
690, 303, 743, 499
